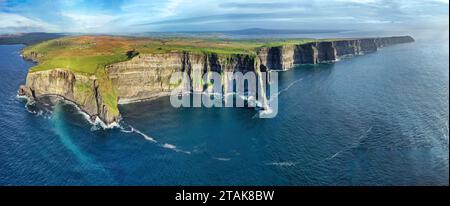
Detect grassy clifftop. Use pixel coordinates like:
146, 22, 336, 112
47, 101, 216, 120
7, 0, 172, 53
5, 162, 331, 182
22, 36, 315, 75
23, 36, 131, 74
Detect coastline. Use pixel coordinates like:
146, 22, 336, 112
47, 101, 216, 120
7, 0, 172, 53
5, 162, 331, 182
17, 35, 415, 126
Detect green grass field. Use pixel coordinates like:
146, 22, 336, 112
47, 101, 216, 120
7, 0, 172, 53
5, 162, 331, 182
22, 36, 318, 75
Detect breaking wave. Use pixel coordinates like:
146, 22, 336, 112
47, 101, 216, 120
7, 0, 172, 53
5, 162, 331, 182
324, 126, 374, 161
19, 94, 190, 155
213, 157, 231, 161
277, 77, 304, 96
265, 162, 297, 166
119, 124, 191, 154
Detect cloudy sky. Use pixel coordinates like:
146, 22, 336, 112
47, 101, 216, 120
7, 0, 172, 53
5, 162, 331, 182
0, 0, 448, 34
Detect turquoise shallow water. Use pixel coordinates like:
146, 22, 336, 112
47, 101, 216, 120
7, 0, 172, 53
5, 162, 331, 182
0, 39, 448, 185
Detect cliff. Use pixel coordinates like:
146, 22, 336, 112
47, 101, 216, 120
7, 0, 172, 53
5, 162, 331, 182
107, 52, 258, 104
257, 36, 414, 70
18, 69, 120, 124
18, 36, 414, 125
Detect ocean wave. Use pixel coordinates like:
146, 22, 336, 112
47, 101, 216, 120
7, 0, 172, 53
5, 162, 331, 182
277, 77, 304, 96
265, 161, 297, 166
16, 94, 29, 101
163, 143, 176, 149
163, 143, 191, 154
323, 126, 374, 161
19, 94, 120, 130
60, 101, 110, 129
119, 126, 134, 133
125, 126, 157, 143
325, 151, 345, 161
56, 99, 120, 130
119, 124, 191, 154
18, 95, 54, 118
19, 94, 191, 155
213, 157, 231, 161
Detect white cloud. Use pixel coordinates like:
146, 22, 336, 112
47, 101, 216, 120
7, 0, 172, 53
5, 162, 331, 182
121, 0, 186, 19
335, 0, 380, 4
0, 12, 59, 32
62, 13, 116, 32
363, 20, 393, 24
1, 0, 448, 33
432, 0, 449, 4
160, 0, 184, 18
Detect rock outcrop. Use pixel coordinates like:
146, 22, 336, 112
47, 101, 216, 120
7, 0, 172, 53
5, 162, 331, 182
18, 69, 119, 124
18, 36, 414, 125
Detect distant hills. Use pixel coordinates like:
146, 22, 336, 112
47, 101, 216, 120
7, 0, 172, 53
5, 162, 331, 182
139, 28, 349, 37
205, 28, 348, 35
0, 33, 65, 45
0, 28, 349, 45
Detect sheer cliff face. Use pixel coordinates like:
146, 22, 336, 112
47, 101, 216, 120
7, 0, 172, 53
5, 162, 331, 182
106, 53, 185, 104
19, 69, 119, 124
106, 52, 258, 104
18, 36, 414, 125
257, 45, 295, 71
257, 36, 414, 70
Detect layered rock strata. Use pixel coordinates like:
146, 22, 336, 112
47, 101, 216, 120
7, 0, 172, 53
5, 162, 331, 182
19, 36, 414, 125
257, 36, 414, 70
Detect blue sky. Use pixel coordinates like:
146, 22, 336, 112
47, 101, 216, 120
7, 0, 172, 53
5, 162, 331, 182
0, 0, 448, 34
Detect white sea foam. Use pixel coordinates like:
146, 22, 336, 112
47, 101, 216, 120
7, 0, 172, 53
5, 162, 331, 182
119, 124, 190, 154
16, 94, 29, 100
162, 143, 191, 154
19, 95, 54, 118
18, 94, 35, 107
324, 126, 374, 161
130, 126, 157, 143
93, 116, 120, 129
325, 151, 344, 161
265, 162, 297, 166
57, 99, 120, 129
119, 126, 134, 133
277, 78, 304, 96
20, 95, 119, 129
163, 143, 176, 149
213, 157, 231, 161
330, 151, 342, 159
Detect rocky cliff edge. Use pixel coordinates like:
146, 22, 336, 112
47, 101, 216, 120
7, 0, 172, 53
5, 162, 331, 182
18, 36, 414, 126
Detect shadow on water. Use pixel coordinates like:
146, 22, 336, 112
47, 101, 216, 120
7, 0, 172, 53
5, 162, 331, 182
46, 102, 118, 185
50, 104, 93, 164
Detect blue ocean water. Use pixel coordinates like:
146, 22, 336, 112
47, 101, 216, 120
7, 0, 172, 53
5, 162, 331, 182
0, 39, 448, 185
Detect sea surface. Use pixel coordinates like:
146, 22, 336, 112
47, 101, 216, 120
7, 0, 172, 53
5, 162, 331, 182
0, 38, 448, 185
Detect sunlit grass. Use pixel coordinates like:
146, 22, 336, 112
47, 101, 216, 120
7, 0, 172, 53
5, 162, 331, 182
23, 35, 318, 75
29, 54, 129, 74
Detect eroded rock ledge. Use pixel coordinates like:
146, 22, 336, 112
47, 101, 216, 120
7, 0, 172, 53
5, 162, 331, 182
18, 36, 414, 125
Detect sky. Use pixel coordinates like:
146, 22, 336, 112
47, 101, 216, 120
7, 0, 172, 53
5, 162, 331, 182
0, 0, 448, 34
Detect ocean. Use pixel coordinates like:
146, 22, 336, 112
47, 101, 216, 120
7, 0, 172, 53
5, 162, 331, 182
0, 37, 448, 185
